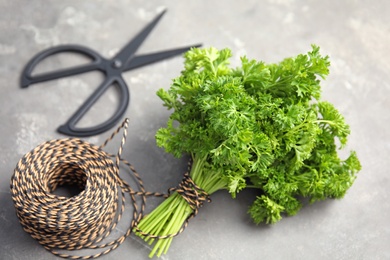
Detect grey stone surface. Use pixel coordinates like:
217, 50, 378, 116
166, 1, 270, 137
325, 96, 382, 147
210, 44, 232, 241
1, 0, 389, 259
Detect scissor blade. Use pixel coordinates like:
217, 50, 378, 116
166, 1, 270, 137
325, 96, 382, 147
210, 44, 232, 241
114, 9, 167, 67
123, 44, 201, 71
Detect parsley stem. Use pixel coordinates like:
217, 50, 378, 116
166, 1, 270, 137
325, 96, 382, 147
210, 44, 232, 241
136, 153, 227, 258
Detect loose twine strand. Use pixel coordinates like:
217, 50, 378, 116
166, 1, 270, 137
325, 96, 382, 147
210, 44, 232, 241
10, 118, 210, 259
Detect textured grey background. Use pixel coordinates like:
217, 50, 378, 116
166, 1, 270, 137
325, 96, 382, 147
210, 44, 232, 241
1, 0, 389, 259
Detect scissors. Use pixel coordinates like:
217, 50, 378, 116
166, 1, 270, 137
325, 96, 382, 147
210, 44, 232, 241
21, 9, 200, 137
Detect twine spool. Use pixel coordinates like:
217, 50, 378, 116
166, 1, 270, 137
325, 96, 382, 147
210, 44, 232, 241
10, 119, 210, 258
10, 119, 149, 259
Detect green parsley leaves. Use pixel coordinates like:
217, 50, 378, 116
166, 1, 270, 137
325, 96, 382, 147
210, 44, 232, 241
156, 45, 360, 224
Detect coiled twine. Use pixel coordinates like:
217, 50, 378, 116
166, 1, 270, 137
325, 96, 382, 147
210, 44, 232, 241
10, 119, 210, 259
10, 119, 153, 259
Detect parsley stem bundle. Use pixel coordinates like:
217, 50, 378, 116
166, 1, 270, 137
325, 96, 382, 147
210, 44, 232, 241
136, 46, 361, 257
136, 155, 226, 257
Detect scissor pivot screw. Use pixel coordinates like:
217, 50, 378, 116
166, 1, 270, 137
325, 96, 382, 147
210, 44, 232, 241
112, 59, 122, 69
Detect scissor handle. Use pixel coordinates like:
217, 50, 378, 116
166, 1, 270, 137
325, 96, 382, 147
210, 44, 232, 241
20, 45, 104, 88
21, 44, 129, 137
57, 73, 129, 137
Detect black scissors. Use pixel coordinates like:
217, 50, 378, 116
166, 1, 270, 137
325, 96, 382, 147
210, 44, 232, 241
21, 9, 200, 137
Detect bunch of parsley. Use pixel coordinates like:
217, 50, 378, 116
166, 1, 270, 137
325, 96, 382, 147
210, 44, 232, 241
136, 46, 361, 257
